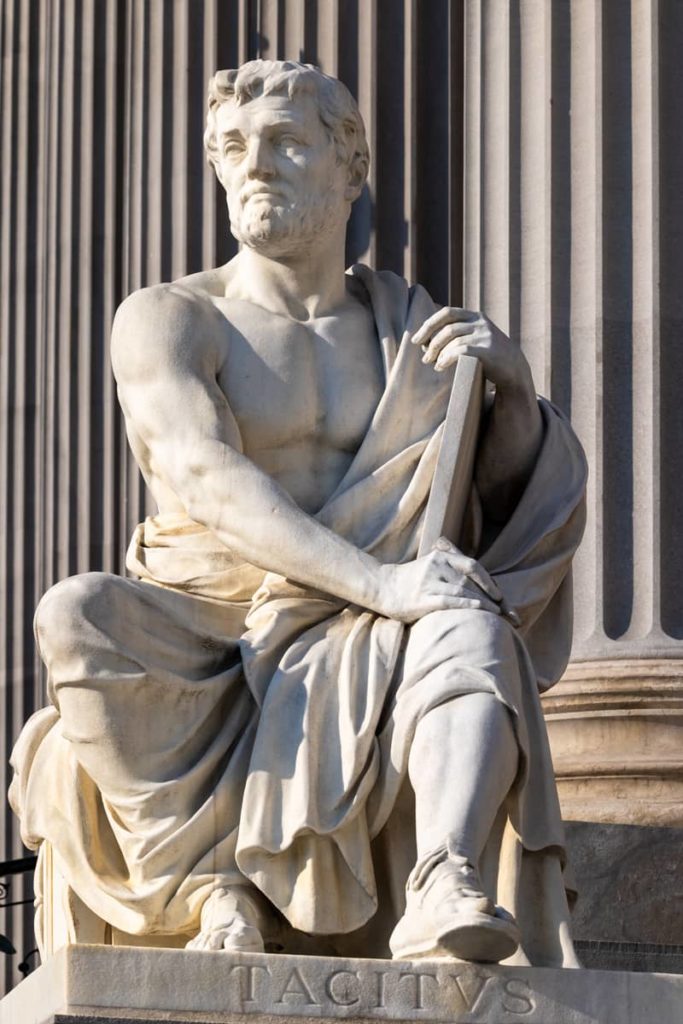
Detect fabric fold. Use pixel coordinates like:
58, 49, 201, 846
9, 263, 586, 964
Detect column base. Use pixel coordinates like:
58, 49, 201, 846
1, 945, 682, 1024
543, 659, 683, 825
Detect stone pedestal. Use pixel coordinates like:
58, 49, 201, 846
1, 946, 682, 1024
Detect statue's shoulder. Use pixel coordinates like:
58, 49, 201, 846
111, 269, 230, 383
115, 267, 225, 325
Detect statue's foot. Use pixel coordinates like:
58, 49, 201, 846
186, 885, 266, 953
390, 849, 520, 963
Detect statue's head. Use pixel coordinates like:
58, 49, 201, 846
204, 60, 369, 258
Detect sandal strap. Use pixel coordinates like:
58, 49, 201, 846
406, 839, 483, 896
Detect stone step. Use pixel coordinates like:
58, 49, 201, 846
1, 945, 682, 1024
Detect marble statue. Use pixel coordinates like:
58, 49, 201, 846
9, 61, 587, 967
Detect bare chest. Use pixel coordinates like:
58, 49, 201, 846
215, 299, 384, 458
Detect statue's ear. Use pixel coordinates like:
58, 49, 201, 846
345, 161, 367, 203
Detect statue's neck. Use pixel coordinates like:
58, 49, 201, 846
234, 233, 349, 321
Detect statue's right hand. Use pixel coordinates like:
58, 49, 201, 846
371, 540, 511, 623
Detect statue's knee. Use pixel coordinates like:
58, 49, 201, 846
34, 572, 113, 661
411, 608, 518, 676
475, 608, 517, 642
424, 607, 515, 644
464, 608, 518, 662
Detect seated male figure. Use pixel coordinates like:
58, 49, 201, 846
10, 61, 586, 965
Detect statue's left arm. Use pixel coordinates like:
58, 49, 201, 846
412, 308, 543, 521
414, 302, 586, 686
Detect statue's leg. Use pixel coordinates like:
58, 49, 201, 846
35, 571, 250, 792
390, 608, 523, 962
33, 571, 267, 951
409, 692, 518, 863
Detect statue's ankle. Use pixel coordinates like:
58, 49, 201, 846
408, 836, 480, 892
201, 883, 265, 923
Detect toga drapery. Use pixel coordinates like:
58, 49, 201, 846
9, 264, 587, 966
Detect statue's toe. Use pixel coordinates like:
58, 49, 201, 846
186, 931, 217, 951
222, 921, 265, 953
390, 901, 519, 963
186, 918, 265, 953
186, 885, 267, 954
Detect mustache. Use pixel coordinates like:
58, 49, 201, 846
240, 184, 289, 205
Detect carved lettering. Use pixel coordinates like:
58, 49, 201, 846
274, 966, 320, 1006
502, 978, 535, 1015
229, 963, 270, 1003
398, 970, 438, 1010
325, 969, 361, 1006
448, 970, 492, 1013
373, 969, 389, 1009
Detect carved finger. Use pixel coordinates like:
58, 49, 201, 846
435, 540, 472, 567
442, 551, 503, 602
500, 600, 521, 627
428, 585, 501, 616
432, 542, 475, 579
421, 322, 477, 363
434, 536, 461, 553
431, 554, 467, 586
434, 341, 481, 372
412, 306, 478, 348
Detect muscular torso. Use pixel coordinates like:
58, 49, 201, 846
124, 267, 385, 515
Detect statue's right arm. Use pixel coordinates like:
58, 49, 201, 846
110, 285, 503, 623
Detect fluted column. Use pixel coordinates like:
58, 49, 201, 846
464, 0, 683, 825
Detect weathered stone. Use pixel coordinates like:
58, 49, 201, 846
566, 821, 683, 965
9, 60, 586, 970
1, 947, 683, 1024
544, 662, 683, 827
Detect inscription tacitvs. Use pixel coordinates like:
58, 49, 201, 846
225, 957, 538, 1021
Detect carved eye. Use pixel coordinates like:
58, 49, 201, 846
223, 140, 246, 158
278, 134, 303, 149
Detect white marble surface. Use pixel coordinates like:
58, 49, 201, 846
1, 947, 682, 1024
9, 61, 587, 966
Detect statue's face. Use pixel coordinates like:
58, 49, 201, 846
214, 90, 350, 257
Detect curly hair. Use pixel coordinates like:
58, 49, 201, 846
204, 60, 369, 192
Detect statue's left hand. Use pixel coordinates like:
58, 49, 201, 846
414, 307, 544, 521
411, 307, 533, 397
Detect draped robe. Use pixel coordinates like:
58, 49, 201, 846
9, 264, 587, 965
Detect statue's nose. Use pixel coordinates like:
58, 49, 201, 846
246, 137, 276, 179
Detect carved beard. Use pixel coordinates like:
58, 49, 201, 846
229, 187, 346, 258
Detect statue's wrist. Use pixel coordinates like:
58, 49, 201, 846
495, 360, 537, 402
357, 556, 387, 614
